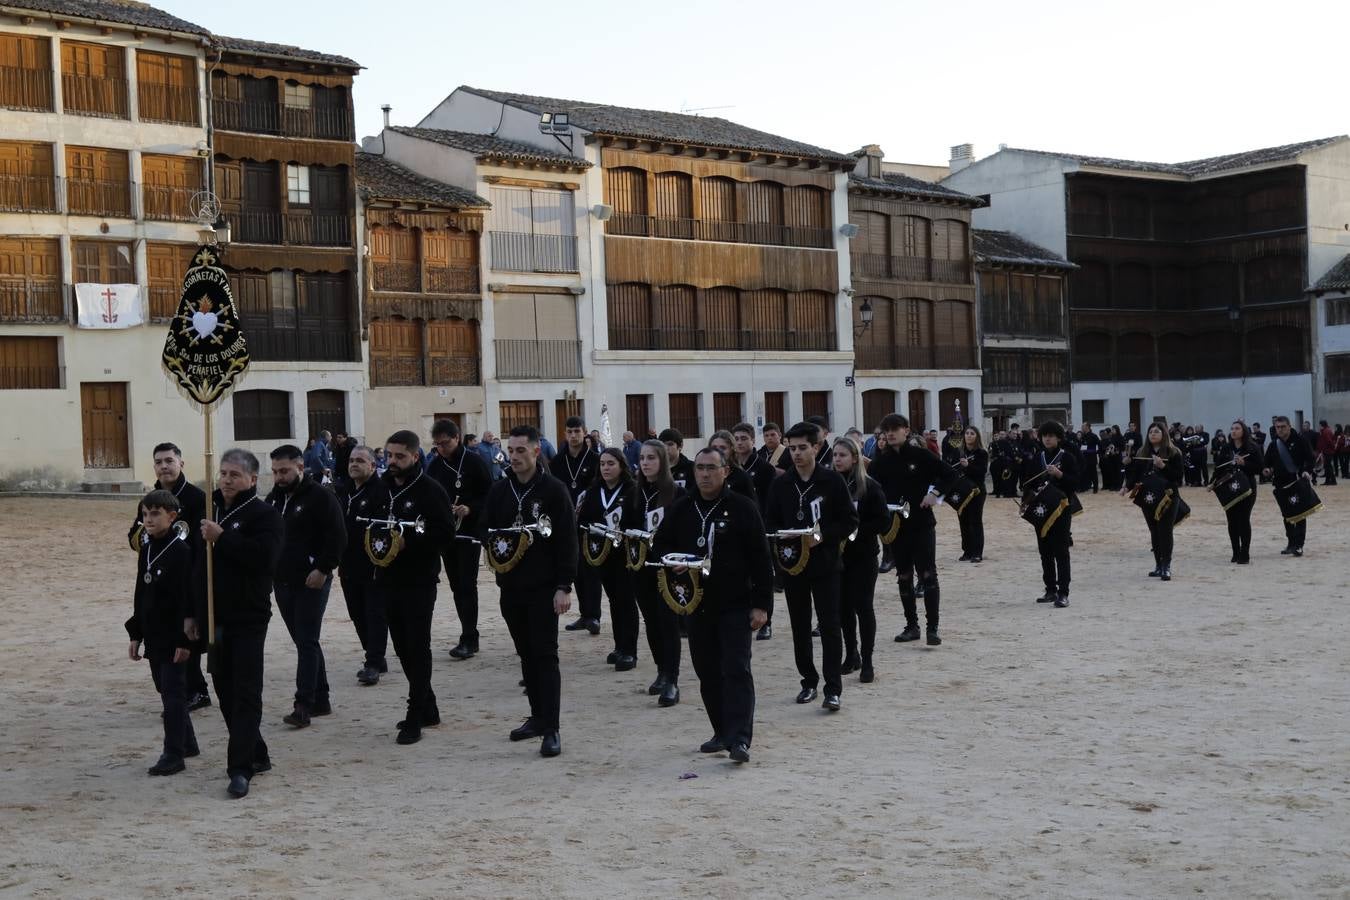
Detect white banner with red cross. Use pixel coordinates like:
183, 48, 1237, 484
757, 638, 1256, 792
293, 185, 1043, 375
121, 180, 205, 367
74, 283, 144, 329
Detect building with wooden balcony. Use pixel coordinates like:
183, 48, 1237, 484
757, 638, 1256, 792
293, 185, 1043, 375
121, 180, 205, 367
973, 229, 1076, 432
356, 151, 490, 442
847, 145, 984, 434
945, 137, 1350, 428
0, 0, 212, 489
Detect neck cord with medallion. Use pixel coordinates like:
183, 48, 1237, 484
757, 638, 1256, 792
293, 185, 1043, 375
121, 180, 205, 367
388, 468, 423, 509
216, 494, 255, 525
439, 448, 467, 492
509, 470, 540, 525
142, 534, 181, 584
345, 482, 368, 515
600, 481, 626, 515
793, 477, 816, 522
691, 494, 724, 548
643, 484, 662, 514
564, 449, 587, 490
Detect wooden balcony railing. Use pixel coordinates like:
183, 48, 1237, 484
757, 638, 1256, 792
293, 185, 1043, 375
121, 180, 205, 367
982, 310, 1066, 339
61, 73, 128, 118
494, 339, 581, 379
608, 214, 833, 249
148, 285, 179, 320
230, 210, 350, 247
372, 261, 419, 292
371, 263, 480, 294
67, 178, 133, 217
0, 365, 63, 389
430, 355, 480, 385
212, 98, 352, 140
0, 174, 59, 213
138, 81, 199, 125
489, 232, 578, 274
211, 97, 280, 134
0, 280, 64, 321
143, 183, 199, 222
608, 327, 837, 353
856, 344, 979, 370
0, 66, 54, 111
370, 355, 482, 386
851, 252, 970, 284
370, 356, 422, 387
425, 265, 479, 294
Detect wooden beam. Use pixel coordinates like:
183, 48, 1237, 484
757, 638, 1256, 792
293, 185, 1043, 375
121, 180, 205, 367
484, 174, 580, 190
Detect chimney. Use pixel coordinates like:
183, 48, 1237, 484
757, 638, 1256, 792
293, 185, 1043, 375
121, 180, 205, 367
950, 143, 974, 174
381, 104, 392, 128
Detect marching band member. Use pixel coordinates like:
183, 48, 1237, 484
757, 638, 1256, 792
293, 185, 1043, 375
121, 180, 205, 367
1122, 423, 1184, 581
653, 447, 772, 762
337, 447, 390, 685
482, 425, 578, 757
622, 440, 686, 707
765, 422, 857, 711
577, 448, 637, 671
1263, 415, 1317, 557
831, 437, 888, 683
427, 419, 492, 660
709, 430, 758, 501
1210, 421, 1263, 564
731, 422, 776, 506
956, 426, 988, 563
759, 422, 789, 471
1029, 422, 1077, 607
552, 417, 601, 636
660, 427, 697, 487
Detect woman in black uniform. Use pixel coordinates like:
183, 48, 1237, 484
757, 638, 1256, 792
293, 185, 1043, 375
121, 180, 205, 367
831, 437, 889, 683
955, 426, 988, 563
621, 440, 685, 707
1123, 423, 1184, 581
577, 448, 636, 670
1210, 420, 1263, 564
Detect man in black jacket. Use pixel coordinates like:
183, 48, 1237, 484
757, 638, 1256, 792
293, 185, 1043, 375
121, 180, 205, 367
373, 431, 455, 746
337, 446, 390, 685
661, 427, 697, 487
482, 425, 578, 758
427, 419, 493, 659
869, 414, 959, 647
731, 422, 777, 506
654, 446, 772, 763
765, 422, 857, 711
267, 445, 345, 729
551, 416, 601, 635
196, 448, 283, 799
128, 441, 211, 711
1263, 415, 1316, 556
1079, 422, 1100, 494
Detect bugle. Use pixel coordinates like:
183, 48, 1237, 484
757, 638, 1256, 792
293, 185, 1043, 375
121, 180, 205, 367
644, 552, 712, 577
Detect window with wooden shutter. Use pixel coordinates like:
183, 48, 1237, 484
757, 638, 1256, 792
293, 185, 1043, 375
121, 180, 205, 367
700, 286, 738, 349
699, 176, 738, 241
60, 40, 127, 118
145, 242, 194, 319
787, 291, 835, 350
0, 32, 53, 111
652, 172, 693, 239
369, 317, 423, 386
0, 140, 57, 211
0, 335, 61, 389
232, 389, 291, 440
713, 392, 742, 431
423, 229, 478, 294
0, 237, 61, 320
66, 146, 130, 217
861, 389, 896, 433
784, 186, 830, 247
653, 285, 696, 349
851, 211, 890, 277
136, 50, 197, 124
606, 167, 647, 235
371, 225, 419, 292
499, 400, 542, 434
764, 392, 786, 430
606, 283, 651, 349
72, 239, 133, 284
668, 393, 701, 439
854, 296, 893, 369
741, 289, 786, 350
625, 394, 651, 439
427, 318, 480, 385
744, 181, 784, 246
142, 154, 202, 222
801, 390, 830, 423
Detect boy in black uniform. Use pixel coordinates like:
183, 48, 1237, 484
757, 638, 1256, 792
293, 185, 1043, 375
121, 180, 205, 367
266, 444, 346, 729
1263, 415, 1316, 556
125, 489, 197, 776
482, 425, 578, 758
765, 422, 857, 711
337, 446, 390, 685
731, 422, 776, 505
551, 416, 601, 635
868, 414, 958, 648
1030, 422, 1078, 607
197, 449, 283, 799
128, 442, 211, 710
661, 427, 697, 487
373, 431, 455, 745
654, 447, 772, 762
427, 419, 493, 659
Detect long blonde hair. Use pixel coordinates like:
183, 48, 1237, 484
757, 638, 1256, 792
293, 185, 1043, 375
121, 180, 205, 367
832, 436, 867, 501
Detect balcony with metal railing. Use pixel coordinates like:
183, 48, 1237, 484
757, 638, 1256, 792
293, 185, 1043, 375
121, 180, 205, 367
608, 327, 838, 353
855, 344, 979, 370
607, 214, 833, 249
0, 280, 64, 321
137, 81, 199, 125
494, 339, 582, 379
229, 209, 351, 247
60, 73, 128, 118
489, 232, 578, 274
143, 183, 199, 222
66, 178, 133, 218
0, 173, 59, 213
0, 66, 54, 111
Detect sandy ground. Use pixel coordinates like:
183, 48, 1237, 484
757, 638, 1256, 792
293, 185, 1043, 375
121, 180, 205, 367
1, 486, 1348, 899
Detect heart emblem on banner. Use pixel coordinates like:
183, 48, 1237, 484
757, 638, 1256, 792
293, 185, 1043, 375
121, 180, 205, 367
191, 310, 218, 338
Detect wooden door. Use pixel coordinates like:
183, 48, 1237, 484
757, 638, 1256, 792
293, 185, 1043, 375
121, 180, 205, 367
555, 398, 585, 447
0, 33, 51, 110
861, 389, 896, 433
81, 382, 129, 468
764, 391, 786, 430
141, 154, 200, 220
713, 392, 742, 431
801, 390, 830, 424
1130, 398, 1144, 428
145, 242, 193, 318
433, 411, 465, 430
306, 389, 346, 440
499, 400, 542, 435
625, 394, 650, 439
908, 390, 927, 431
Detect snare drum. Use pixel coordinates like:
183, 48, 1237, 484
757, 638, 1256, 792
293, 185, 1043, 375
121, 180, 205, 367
1274, 477, 1323, 524
1131, 474, 1176, 522
1020, 483, 1068, 538
1212, 469, 1253, 512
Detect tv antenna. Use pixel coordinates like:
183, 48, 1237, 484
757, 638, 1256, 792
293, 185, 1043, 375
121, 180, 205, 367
680, 103, 735, 116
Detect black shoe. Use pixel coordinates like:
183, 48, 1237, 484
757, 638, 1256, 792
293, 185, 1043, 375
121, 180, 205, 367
895, 625, 921, 642
564, 617, 588, 631
1160, 568, 1171, 581
421, 707, 441, 728
699, 737, 727, 754
1053, 594, 1070, 608
811, 626, 820, 637
357, 666, 380, 686
969, 556, 982, 563
227, 774, 250, 798
540, 732, 561, 757
186, 692, 211, 712
926, 628, 942, 646
251, 759, 272, 775
1148, 568, 1162, 577
859, 665, 875, 684
1292, 548, 1303, 557
1036, 590, 1057, 603
648, 674, 669, 696
311, 699, 332, 717
822, 694, 841, 712
659, 681, 680, 707
795, 687, 818, 704
585, 619, 601, 636
283, 705, 311, 728
958, 552, 971, 561
841, 654, 860, 675
606, 651, 618, 665
147, 755, 184, 776
396, 723, 421, 745
615, 654, 637, 672
728, 742, 750, 763
510, 719, 544, 742
184, 744, 200, 759
1230, 553, 1239, 564
449, 643, 476, 660
878, 560, 895, 574
1280, 546, 1294, 555
1237, 552, 1250, 564
756, 624, 772, 641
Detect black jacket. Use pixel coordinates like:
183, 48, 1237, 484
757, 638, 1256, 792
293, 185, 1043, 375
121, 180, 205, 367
426, 444, 493, 534
735, 452, 777, 508
669, 453, 696, 489
481, 468, 579, 592
197, 487, 283, 629
727, 464, 758, 503
842, 474, 890, 564
654, 486, 772, 613
128, 472, 206, 562
337, 475, 391, 581
577, 478, 633, 571
765, 463, 859, 577
867, 441, 960, 530
955, 447, 988, 485
265, 475, 346, 587
371, 469, 454, 587
549, 444, 600, 501
1028, 445, 1080, 496
126, 531, 194, 659
1214, 439, 1264, 487
1264, 431, 1315, 480
1127, 448, 1184, 489
621, 481, 686, 536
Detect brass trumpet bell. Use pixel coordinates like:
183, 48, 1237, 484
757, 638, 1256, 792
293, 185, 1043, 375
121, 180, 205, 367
536, 514, 553, 539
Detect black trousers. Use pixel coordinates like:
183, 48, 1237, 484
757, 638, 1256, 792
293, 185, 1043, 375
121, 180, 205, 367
501, 584, 561, 730
1036, 515, 1072, 595
1224, 493, 1256, 556
1083, 454, 1100, 492
341, 571, 387, 671
958, 492, 985, 558
382, 581, 438, 723
185, 647, 208, 698
149, 657, 197, 760
895, 525, 940, 631
1284, 517, 1307, 550
840, 555, 878, 664
210, 623, 269, 779
575, 557, 603, 623
687, 605, 755, 747
783, 571, 842, 696
593, 558, 637, 656
635, 572, 681, 678
274, 579, 331, 710
1145, 500, 1179, 567
441, 541, 482, 645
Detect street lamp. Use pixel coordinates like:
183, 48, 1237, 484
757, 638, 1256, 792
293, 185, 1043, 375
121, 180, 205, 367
854, 297, 874, 338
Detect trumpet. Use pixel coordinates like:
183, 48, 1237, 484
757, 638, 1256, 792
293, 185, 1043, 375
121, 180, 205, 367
622, 527, 655, 542
644, 552, 712, 577
886, 502, 911, 519
585, 522, 624, 548
768, 522, 823, 544
488, 513, 553, 545
357, 515, 426, 535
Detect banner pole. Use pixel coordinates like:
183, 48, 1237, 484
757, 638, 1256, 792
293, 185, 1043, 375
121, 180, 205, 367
204, 405, 216, 673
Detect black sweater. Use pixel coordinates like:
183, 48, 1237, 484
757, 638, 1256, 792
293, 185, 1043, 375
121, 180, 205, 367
337, 475, 391, 581
654, 487, 772, 613
867, 442, 960, 530
128, 473, 206, 562
841, 474, 890, 564
265, 475, 346, 586
577, 478, 633, 570
1028, 446, 1080, 496
126, 531, 194, 659
669, 454, 696, 489
765, 463, 859, 577
1264, 432, 1315, 480
427, 444, 493, 533
371, 469, 454, 587
549, 445, 600, 501
1127, 449, 1184, 489
955, 447, 989, 485
481, 468, 578, 592
196, 487, 283, 629
1214, 440, 1264, 487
